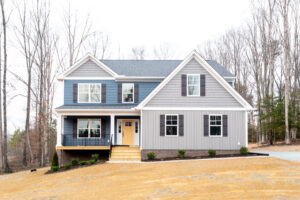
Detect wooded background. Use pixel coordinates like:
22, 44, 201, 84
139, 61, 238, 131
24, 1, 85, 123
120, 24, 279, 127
0, 0, 299, 173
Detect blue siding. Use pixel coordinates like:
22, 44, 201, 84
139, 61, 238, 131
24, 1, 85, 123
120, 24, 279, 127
64, 80, 159, 105
63, 116, 110, 146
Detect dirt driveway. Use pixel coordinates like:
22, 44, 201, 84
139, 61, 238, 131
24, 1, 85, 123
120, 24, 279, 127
1, 157, 300, 200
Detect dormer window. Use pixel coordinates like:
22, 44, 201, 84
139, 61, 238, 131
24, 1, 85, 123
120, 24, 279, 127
78, 83, 101, 103
187, 74, 200, 96
122, 83, 134, 103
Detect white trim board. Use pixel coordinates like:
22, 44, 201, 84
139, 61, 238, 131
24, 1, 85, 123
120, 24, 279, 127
137, 50, 253, 110
141, 107, 252, 111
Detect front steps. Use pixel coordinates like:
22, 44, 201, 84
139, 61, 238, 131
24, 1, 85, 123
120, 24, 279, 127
109, 146, 141, 161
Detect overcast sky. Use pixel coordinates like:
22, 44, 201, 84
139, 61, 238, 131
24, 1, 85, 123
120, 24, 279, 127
7, 0, 252, 134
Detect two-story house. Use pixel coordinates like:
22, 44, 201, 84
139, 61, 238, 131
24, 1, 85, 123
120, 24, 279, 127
55, 50, 253, 164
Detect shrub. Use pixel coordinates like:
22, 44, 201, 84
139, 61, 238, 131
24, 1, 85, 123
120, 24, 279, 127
208, 150, 216, 157
147, 152, 155, 160
178, 150, 186, 158
51, 151, 59, 167
91, 154, 99, 161
71, 158, 79, 166
240, 147, 248, 155
80, 161, 87, 165
88, 159, 95, 165
64, 164, 72, 170
51, 166, 59, 172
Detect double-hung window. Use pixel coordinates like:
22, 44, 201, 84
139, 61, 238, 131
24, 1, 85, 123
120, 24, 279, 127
165, 114, 178, 136
78, 84, 101, 103
209, 115, 222, 136
78, 119, 101, 138
122, 83, 134, 103
187, 74, 200, 96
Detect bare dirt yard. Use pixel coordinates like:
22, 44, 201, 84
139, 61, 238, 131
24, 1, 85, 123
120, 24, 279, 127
1, 157, 300, 200
249, 141, 300, 152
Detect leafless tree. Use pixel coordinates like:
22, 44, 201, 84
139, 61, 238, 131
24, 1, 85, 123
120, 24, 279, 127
0, 0, 10, 173
131, 46, 146, 60
84, 31, 110, 59
153, 43, 176, 59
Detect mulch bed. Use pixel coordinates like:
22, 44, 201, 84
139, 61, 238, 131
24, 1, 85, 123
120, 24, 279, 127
45, 160, 107, 175
142, 152, 268, 162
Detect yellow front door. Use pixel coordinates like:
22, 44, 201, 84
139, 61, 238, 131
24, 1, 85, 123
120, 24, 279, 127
122, 120, 134, 145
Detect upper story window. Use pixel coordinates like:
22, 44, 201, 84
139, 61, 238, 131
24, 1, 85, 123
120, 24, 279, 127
122, 83, 134, 103
78, 84, 101, 103
209, 115, 222, 136
78, 119, 101, 138
187, 74, 200, 96
165, 114, 178, 136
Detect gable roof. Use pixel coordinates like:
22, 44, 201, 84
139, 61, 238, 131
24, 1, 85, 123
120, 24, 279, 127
101, 59, 235, 78
137, 50, 253, 110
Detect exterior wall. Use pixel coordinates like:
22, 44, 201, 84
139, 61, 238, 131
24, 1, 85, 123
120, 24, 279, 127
68, 60, 112, 77
64, 80, 159, 105
145, 58, 242, 108
141, 150, 240, 160
141, 110, 246, 150
63, 116, 111, 146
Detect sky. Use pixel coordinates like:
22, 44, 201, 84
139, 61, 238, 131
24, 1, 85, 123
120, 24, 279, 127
7, 0, 252, 134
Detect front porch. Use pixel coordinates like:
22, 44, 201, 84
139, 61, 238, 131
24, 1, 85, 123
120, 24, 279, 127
56, 112, 141, 150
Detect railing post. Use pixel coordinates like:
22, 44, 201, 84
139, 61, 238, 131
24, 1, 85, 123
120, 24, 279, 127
110, 114, 115, 145
56, 114, 63, 147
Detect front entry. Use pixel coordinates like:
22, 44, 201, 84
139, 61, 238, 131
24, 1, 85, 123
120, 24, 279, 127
122, 120, 135, 145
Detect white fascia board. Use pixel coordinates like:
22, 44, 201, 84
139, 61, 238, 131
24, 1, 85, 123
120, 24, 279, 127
63, 77, 115, 80
140, 107, 252, 111
137, 50, 253, 110
59, 54, 118, 80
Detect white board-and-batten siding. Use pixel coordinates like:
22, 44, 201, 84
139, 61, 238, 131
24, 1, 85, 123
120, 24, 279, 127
145, 58, 242, 108
141, 110, 246, 150
68, 60, 112, 77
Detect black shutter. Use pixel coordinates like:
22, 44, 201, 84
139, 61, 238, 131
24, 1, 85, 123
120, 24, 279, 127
179, 115, 184, 136
223, 115, 228, 137
160, 115, 165, 136
118, 84, 122, 103
204, 115, 209, 136
181, 74, 187, 96
200, 74, 206, 96
101, 118, 106, 138
73, 119, 77, 138
134, 84, 139, 103
73, 84, 78, 103
101, 84, 106, 103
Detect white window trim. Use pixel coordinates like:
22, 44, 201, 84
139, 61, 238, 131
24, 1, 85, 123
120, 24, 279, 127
165, 114, 179, 137
209, 114, 223, 137
187, 74, 200, 97
122, 83, 134, 103
77, 118, 102, 138
134, 120, 139, 134
78, 83, 102, 103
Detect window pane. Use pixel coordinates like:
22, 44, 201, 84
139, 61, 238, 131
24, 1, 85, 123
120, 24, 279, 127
90, 129, 100, 137
166, 126, 177, 136
90, 84, 101, 94
188, 75, 199, 84
78, 84, 89, 93
123, 84, 134, 94
118, 121, 122, 133
216, 116, 221, 121
210, 126, 221, 136
78, 129, 88, 137
210, 116, 215, 121
188, 86, 199, 96
135, 121, 139, 133
90, 93, 100, 102
78, 120, 88, 129
123, 93, 133, 102
79, 93, 89, 102
90, 120, 101, 129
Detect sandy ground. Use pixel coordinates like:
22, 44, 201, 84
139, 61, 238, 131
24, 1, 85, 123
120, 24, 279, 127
249, 142, 300, 152
1, 157, 300, 200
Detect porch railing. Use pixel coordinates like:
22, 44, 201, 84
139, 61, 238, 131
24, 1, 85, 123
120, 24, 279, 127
63, 134, 110, 146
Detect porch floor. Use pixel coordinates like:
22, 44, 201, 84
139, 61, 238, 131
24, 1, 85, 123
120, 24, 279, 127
56, 146, 110, 150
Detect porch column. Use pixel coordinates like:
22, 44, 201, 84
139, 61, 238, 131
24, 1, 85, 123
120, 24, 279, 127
56, 114, 63, 147
110, 114, 115, 145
